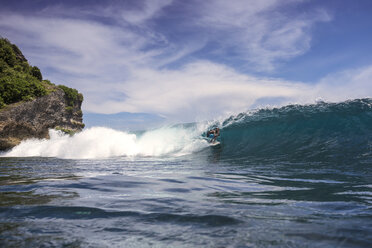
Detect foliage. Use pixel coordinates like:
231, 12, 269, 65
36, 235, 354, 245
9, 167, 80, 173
0, 38, 47, 107
54, 126, 76, 136
0, 95, 4, 108
0, 39, 16, 67
58, 85, 83, 107
0, 37, 83, 110
42, 79, 53, 85
31, 66, 42, 81
65, 106, 74, 114
0, 60, 7, 73
0, 70, 47, 104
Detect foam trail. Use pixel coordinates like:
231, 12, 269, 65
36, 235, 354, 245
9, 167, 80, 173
2, 126, 209, 159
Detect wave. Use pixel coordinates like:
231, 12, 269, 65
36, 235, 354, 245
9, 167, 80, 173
1, 126, 209, 159
219, 98, 372, 162
2, 98, 372, 161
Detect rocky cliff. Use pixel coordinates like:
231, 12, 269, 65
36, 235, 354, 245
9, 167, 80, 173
0, 37, 84, 150
0, 85, 84, 150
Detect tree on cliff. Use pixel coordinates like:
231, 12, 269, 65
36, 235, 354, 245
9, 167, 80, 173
0, 38, 47, 107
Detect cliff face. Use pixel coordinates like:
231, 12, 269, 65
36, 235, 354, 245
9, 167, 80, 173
0, 37, 84, 151
0, 86, 84, 150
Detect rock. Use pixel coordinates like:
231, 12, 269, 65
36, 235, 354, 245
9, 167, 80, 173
0, 86, 84, 150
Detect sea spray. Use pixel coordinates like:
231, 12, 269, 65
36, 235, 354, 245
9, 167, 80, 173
2, 126, 209, 159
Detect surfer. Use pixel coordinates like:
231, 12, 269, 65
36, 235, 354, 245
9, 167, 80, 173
207, 127, 220, 143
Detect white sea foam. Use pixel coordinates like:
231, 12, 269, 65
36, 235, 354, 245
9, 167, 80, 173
1, 126, 209, 159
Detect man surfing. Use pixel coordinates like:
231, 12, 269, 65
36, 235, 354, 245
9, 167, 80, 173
206, 127, 220, 143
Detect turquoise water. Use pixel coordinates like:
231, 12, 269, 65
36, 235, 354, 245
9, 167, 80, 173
1, 99, 372, 247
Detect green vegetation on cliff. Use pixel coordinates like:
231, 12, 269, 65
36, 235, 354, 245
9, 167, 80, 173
0, 38, 48, 108
0, 37, 82, 109
58, 85, 84, 108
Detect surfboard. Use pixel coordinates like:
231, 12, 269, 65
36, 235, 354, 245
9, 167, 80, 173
210, 141, 220, 146
203, 135, 220, 146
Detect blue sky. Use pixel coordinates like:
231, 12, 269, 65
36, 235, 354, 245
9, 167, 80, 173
1, 0, 372, 129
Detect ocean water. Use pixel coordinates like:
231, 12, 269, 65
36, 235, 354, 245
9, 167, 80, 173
1, 99, 372, 247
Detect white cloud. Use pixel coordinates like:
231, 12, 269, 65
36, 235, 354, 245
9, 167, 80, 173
87, 61, 372, 122
119, 0, 173, 25
87, 60, 313, 121
194, 0, 331, 71
315, 66, 372, 101
0, 14, 157, 96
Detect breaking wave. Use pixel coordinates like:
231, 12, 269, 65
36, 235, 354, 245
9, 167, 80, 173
1, 125, 209, 159
2, 98, 372, 162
